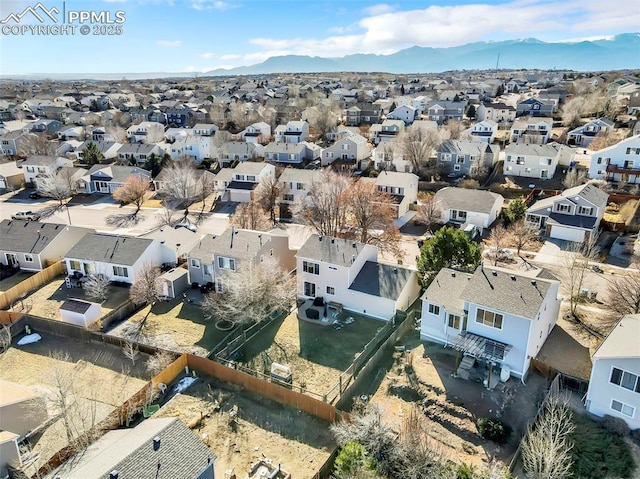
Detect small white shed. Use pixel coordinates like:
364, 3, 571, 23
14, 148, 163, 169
158, 268, 189, 299
60, 298, 102, 327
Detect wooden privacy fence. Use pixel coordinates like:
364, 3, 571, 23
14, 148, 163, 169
0, 261, 65, 310
0, 310, 24, 325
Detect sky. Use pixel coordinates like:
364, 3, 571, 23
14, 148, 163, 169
0, 0, 638, 74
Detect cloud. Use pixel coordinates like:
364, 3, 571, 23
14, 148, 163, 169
190, 0, 239, 10
157, 40, 182, 48
197, 52, 216, 59
220, 54, 240, 60
243, 0, 636, 59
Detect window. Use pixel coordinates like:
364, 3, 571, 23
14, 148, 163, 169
456, 156, 465, 164
516, 157, 525, 165
454, 164, 461, 171
69, 260, 81, 271
217, 256, 236, 271
296, 183, 305, 190
610, 367, 640, 393
24, 254, 33, 262
283, 194, 294, 201
428, 304, 440, 315
556, 204, 570, 213
247, 175, 256, 182
303, 261, 319, 275
190, 259, 200, 268
112, 265, 129, 277
304, 281, 316, 297
447, 314, 460, 329
476, 308, 503, 329
326, 286, 335, 295
611, 399, 635, 417
578, 206, 593, 216
203, 264, 211, 276
506, 155, 512, 162
26, 166, 35, 172
524, 167, 532, 173
597, 157, 603, 164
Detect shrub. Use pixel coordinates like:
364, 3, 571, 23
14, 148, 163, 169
334, 441, 373, 477
476, 417, 511, 444
631, 428, 640, 446
601, 414, 631, 437
456, 463, 477, 479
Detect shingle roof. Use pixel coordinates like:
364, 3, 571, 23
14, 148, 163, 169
188, 228, 276, 263
435, 187, 502, 215
0, 220, 73, 254
22, 155, 57, 166
461, 266, 556, 320
65, 233, 154, 266
348, 261, 415, 300
297, 234, 371, 268
593, 314, 640, 360
423, 268, 473, 316
60, 298, 96, 314
48, 417, 215, 479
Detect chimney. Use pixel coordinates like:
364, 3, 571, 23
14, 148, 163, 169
153, 436, 161, 451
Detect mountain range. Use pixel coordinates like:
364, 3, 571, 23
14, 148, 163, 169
2, 33, 639, 81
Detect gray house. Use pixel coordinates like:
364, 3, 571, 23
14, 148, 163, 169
0, 161, 25, 190
567, 118, 615, 148
77, 165, 151, 194
264, 142, 308, 164
437, 140, 499, 177
426, 101, 466, 124
516, 98, 556, 117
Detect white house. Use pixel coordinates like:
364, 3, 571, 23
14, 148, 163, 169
75, 140, 122, 162
117, 143, 162, 166
274, 120, 309, 144
585, 314, 640, 429
366, 171, 419, 218
170, 135, 213, 163
421, 265, 561, 380
510, 117, 553, 144
226, 161, 276, 203
126, 121, 164, 144
477, 102, 516, 123
59, 299, 102, 328
238, 121, 271, 144
371, 145, 412, 173
369, 119, 404, 146
567, 118, 615, 148
264, 142, 308, 164
525, 183, 609, 242
296, 234, 420, 320
503, 143, 572, 179
321, 133, 371, 168
20, 155, 73, 185
64, 233, 164, 284
434, 187, 504, 231
192, 123, 219, 136
463, 120, 498, 143
589, 135, 640, 184
386, 105, 418, 125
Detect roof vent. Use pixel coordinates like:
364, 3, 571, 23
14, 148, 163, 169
109, 471, 119, 479
318, 235, 322, 241
491, 271, 497, 276
511, 275, 516, 281
331, 238, 335, 244
451, 272, 456, 277
531, 280, 536, 286
153, 436, 161, 451
352, 242, 356, 248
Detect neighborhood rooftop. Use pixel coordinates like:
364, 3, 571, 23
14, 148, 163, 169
593, 314, 640, 360
297, 234, 369, 268
0, 220, 72, 254
65, 233, 154, 266
349, 261, 416, 300
435, 187, 501, 215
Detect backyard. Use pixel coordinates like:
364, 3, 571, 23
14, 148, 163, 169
154, 376, 335, 477
236, 309, 388, 397
0, 332, 150, 473
0, 271, 34, 293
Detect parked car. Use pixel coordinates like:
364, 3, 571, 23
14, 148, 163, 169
11, 210, 40, 221
29, 191, 42, 199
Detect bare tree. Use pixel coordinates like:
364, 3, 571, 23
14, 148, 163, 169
129, 264, 162, 332
83, 274, 110, 302
230, 200, 272, 231
157, 207, 178, 227
254, 174, 281, 225
488, 225, 508, 266
606, 262, 640, 316
112, 175, 149, 215
122, 341, 139, 367
158, 157, 199, 216
510, 219, 538, 257
19, 133, 57, 157
105, 125, 128, 144
201, 257, 294, 327
0, 324, 11, 353
589, 130, 619, 151
146, 350, 175, 376
561, 232, 600, 318
400, 127, 441, 175
414, 195, 443, 233
521, 393, 575, 479
562, 169, 587, 189
35, 170, 76, 206
310, 105, 338, 140
442, 120, 463, 140
561, 97, 587, 128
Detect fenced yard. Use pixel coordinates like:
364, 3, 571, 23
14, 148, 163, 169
0, 271, 34, 292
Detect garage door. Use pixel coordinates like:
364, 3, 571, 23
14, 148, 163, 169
550, 225, 585, 242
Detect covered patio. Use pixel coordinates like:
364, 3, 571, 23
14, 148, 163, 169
450, 332, 512, 390
297, 298, 342, 326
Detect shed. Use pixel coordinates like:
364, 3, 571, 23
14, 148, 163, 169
60, 298, 102, 327
158, 267, 189, 299
0, 431, 21, 478
0, 380, 48, 439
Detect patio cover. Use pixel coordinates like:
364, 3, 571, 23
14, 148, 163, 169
450, 332, 512, 363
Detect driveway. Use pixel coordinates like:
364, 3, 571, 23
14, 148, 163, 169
535, 239, 571, 266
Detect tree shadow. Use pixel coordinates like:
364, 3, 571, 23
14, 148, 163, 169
37, 204, 65, 220
106, 213, 141, 227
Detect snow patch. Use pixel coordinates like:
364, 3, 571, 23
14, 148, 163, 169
172, 376, 196, 394
17, 333, 42, 346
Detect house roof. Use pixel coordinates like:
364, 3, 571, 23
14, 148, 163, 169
297, 234, 372, 268
526, 183, 609, 214
374, 171, 418, 188
348, 261, 415, 300
141, 226, 203, 258
0, 380, 40, 408
117, 143, 158, 155
278, 168, 321, 183
264, 142, 306, 154
61, 298, 98, 314
0, 161, 23, 177
233, 161, 270, 175
462, 266, 556, 320
0, 220, 77, 254
439, 139, 495, 156
593, 314, 640, 360
227, 180, 257, 190
85, 165, 151, 183
188, 228, 282, 263
435, 187, 502, 215
505, 143, 562, 157
546, 213, 597, 229
48, 417, 215, 479
22, 155, 57, 166
423, 268, 473, 316
65, 233, 154, 266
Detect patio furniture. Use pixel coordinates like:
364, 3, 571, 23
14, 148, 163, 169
306, 308, 319, 320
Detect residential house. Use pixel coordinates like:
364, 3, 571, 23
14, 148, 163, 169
118, 143, 162, 165
321, 133, 371, 169
585, 314, 640, 429
56, 125, 85, 141
426, 101, 466, 125
64, 233, 163, 284
29, 119, 63, 136
126, 121, 164, 144
238, 121, 271, 144
371, 145, 412, 173
47, 418, 215, 479
627, 90, 640, 116
506, 79, 529, 93
20, 155, 73, 185
0, 161, 24, 190
0, 220, 92, 271
343, 102, 383, 126
192, 123, 219, 136
219, 141, 260, 166
165, 127, 193, 143
516, 98, 556, 117
476, 102, 517, 123
369, 119, 404, 146
589, 135, 640, 184
152, 168, 216, 204
296, 234, 420, 320
90, 127, 116, 143
212, 167, 233, 201
503, 143, 572, 179
436, 140, 499, 178
567, 118, 615, 148
366, 171, 419, 218
170, 135, 214, 163
141, 226, 204, 266
386, 105, 418, 125
0, 380, 48, 439
226, 161, 276, 202
525, 183, 609, 242
434, 187, 504, 230
77, 165, 151, 194
509, 117, 553, 144
165, 106, 193, 127
273, 120, 309, 144
0, 131, 32, 156
75, 140, 122, 162
264, 142, 309, 164
463, 120, 498, 143
421, 265, 561, 380
278, 168, 322, 219
607, 77, 640, 101
188, 228, 295, 289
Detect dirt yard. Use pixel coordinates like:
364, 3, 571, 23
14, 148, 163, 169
11, 276, 130, 319
0, 333, 149, 472
108, 296, 229, 355
367, 340, 548, 468
237, 309, 387, 397
155, 376, 335, 478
